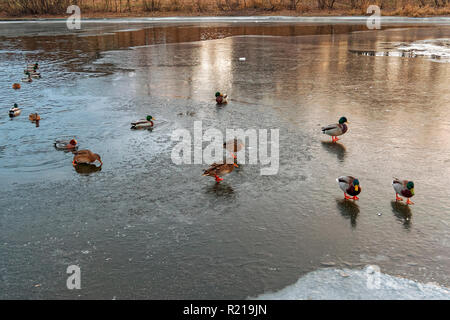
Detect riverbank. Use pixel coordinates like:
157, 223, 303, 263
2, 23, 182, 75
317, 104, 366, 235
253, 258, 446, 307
1, 7, 450, 20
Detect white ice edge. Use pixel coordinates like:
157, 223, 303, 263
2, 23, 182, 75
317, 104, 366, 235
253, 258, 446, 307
252, 266, 450, 300
1, 16, 450, 25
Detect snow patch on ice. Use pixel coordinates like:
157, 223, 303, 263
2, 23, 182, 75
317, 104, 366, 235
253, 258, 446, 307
254, 266, 450, 300
395, 38, 450, 62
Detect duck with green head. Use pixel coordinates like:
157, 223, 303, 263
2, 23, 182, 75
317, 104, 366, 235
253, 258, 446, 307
322, 116, 349, 143
337, 176, 361, 200
215, 91, 228, 105
9, 103, 21, 117
131, 115, 155, 130
22, 71, 32, 83
392, 178, 415, 205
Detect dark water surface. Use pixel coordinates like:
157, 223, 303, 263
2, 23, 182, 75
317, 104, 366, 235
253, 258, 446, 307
0, 20, 449, 299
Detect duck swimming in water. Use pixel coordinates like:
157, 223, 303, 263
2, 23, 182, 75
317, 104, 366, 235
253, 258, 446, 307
215, 92, 228, 105
337, 176, 361, 200
203, 159, 238, 183
322, 117, 349, 143
26, 63, 39, 70
22, 71, 32, 83
12, 83, 21, 90
54, 139, 78, 150
9, 104, 21, 117
29, 113, 40, 122
73, 150, 102, 167
392, 178, 415, 205
131, 115, 155, 130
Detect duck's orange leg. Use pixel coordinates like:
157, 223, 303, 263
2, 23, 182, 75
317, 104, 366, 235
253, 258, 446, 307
344, 193, 351, 200
406, 198, 414, 205
332, 136, 340, 143
352, 196, 359, 200
395, 193, 403, 202
215, 175, 223, 182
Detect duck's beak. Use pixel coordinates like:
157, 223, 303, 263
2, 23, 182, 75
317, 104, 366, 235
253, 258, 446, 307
411, 188, 414, 195
354, 185, 359, 192
152, 118, 156, 120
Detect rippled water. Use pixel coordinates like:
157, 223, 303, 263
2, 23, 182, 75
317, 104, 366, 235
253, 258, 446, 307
0, 20, 449, 299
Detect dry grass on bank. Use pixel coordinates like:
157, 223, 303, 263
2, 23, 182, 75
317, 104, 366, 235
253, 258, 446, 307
0, 0, 449, 17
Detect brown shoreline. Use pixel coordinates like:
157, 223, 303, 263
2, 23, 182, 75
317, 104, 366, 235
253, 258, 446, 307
1, 8, 449, 20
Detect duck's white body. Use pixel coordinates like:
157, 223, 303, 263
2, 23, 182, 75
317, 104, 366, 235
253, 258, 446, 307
9, 107, 21, 117
322, 123, 347, 137
216, 94, 228, 104
131, 120, 154, 130
337, 176, 352, 192
22, 77, 32, 83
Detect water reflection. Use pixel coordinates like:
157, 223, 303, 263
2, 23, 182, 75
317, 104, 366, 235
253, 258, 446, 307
336, 199, 359, 229
206, 182, 235, 197
74, 163, 102, 175
391, 201, 412, 229
321, 141, 347, 162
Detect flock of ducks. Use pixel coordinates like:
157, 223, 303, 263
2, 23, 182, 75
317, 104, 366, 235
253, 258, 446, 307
323, 116, 415, 205
204, 111, 415, 205
9, 67, 415, 204
10, 62, 103, 168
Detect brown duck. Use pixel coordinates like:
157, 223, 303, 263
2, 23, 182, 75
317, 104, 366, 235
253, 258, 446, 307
203, 159, 238, 183
29, 113, 41, 122
72, 150, 102, 166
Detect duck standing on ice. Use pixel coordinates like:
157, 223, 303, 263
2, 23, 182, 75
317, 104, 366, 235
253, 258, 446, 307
337, 176, 361, 200
203, 159, 238, 183
392, 178, 415, 205
322, 117, 349, 143
215, 92, 228, 105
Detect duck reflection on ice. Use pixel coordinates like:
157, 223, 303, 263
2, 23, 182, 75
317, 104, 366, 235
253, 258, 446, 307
74, 163, 102, 175
336, 199, 359, 228
391, 201, 412, 229
321, 141, 346, 162
206, 182, 235, 197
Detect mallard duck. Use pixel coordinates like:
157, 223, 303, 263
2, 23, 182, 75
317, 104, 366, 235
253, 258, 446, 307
22, 72, 32, 83
392, 178, 415, 205
337, 176, 361, 200
54, 139, 78, 150
26, 63, 39, 71
12, 83, 21, 90
223, 138, 244, 160
203, 159, 238, 183
73, 149, 102, 166
131, 115, 155, 130
215, 92, 228, 104
322, 117, 349, 143
9, 104, 21, 117
29, 113, 41, 122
